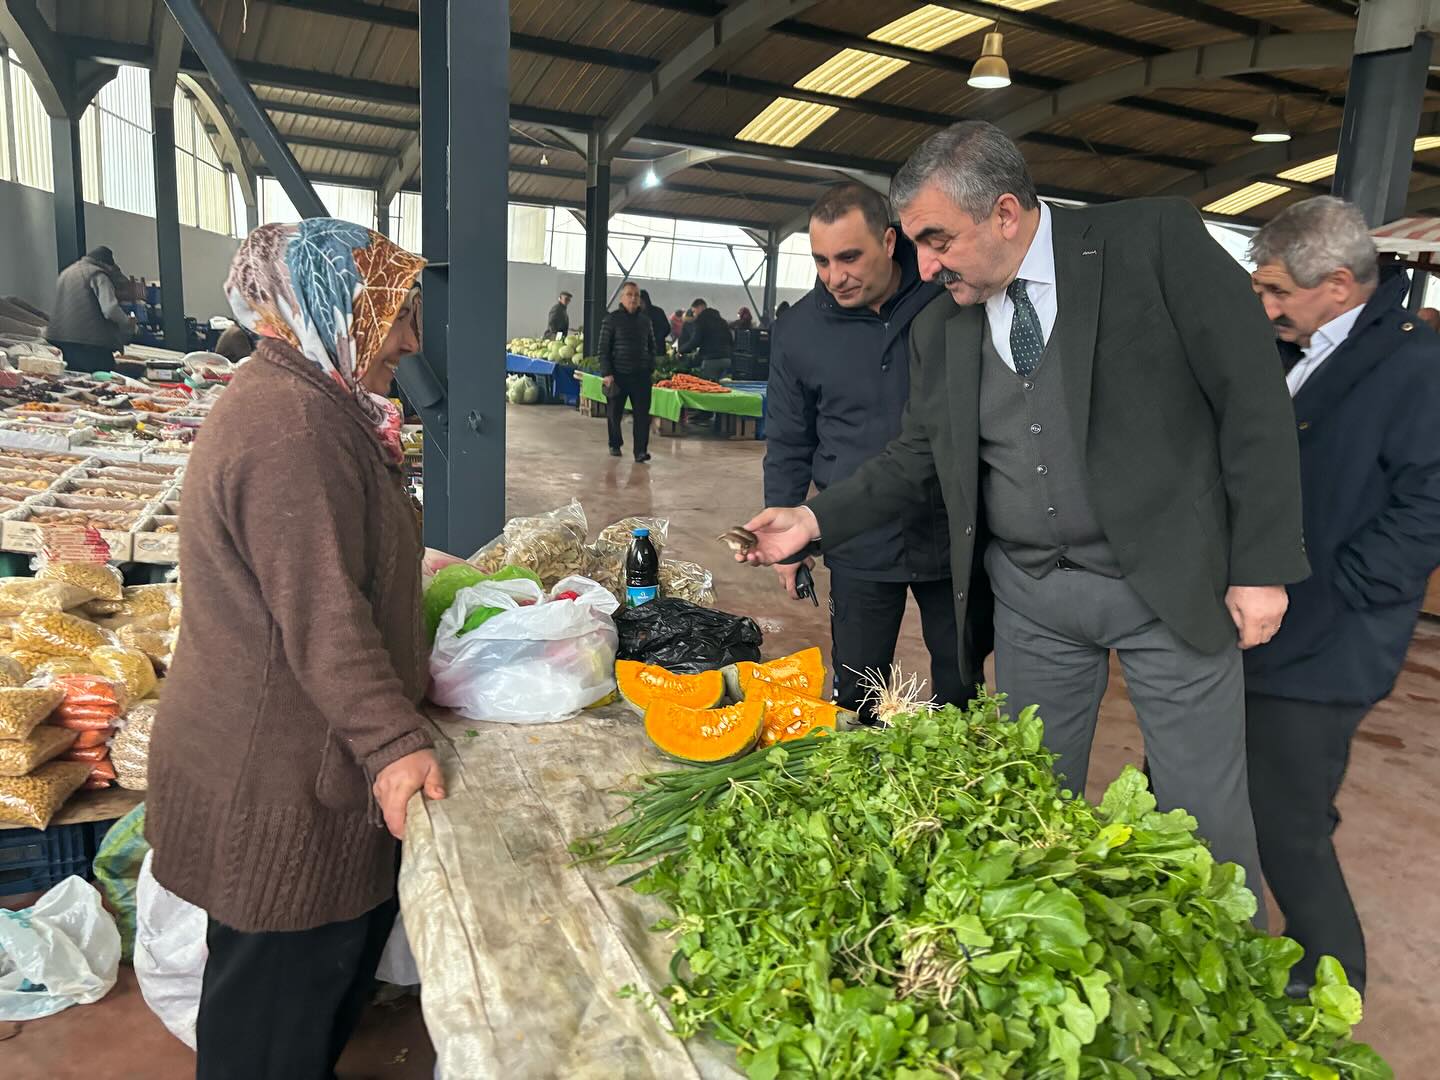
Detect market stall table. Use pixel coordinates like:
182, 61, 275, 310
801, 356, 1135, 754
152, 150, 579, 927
578, 373, 763, 438
506, 353, 580, 406
399, 704, 742, 1079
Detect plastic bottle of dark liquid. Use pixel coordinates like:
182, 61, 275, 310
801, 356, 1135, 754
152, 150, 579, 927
625, 527, 659, 608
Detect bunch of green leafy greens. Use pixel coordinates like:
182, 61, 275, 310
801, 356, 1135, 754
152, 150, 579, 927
602, 693, 1390, 1080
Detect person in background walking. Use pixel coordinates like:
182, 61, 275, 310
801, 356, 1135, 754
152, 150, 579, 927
46, 246, 136, 373
737, 122, 1308, 920
598, 280, 657, 463
678, 297, 733, 380
766, 182, 978, 720
545, 290, 572, 338
1245, 196, 1440, 999
640, 288, 670, 359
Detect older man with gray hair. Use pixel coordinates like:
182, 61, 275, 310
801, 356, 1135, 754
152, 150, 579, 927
738, 121, 1309, 924
1246, 195, 1440, 998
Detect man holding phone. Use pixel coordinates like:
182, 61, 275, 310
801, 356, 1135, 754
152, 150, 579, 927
764, 183, 986, 718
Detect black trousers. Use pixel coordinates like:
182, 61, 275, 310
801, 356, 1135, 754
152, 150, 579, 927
1246, 691, 1368, 993
195, 894, 399, 1080
50, 340, 115, 374
829, 571, 966, 720
606, 372, 652, 458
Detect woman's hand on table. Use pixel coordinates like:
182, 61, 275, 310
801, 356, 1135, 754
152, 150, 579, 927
374, 748, 447, 839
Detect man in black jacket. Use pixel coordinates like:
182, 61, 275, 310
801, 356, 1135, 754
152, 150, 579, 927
766, 183, 972, 718
677, 298, 733, 379
739, 122, 1307, 913
597, 281, 657, 462
545, 291, 571, 338
1245, 197, 1440, 997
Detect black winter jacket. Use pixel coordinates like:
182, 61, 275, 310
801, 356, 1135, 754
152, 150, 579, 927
764, 234, 951, 581
646, 306, 670, 354
545, 302, 569, 337
677, 308, 732, 361
1245, 273, 1440, 705
597, 307, 657, 377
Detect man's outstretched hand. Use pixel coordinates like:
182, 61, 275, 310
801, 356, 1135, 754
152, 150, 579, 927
738, 506, 821, 566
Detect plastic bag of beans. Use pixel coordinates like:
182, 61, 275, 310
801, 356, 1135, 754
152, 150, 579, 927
35, 561, 125, 603
0, 578, 92, 617
0, 654, 27, 687
0, 684, 66, 739
0, 760, 92, 828
0, 725, 77, 777
13, 611, 114, 657
90, 646, 157, 701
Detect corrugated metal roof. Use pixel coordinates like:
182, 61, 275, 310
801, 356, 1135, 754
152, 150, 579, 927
44, 0, 1384, 224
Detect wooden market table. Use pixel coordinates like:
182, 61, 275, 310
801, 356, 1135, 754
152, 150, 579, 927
398, 705, 741, 1080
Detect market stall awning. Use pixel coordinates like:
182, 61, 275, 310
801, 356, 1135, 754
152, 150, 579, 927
1372, 216, 1440, 255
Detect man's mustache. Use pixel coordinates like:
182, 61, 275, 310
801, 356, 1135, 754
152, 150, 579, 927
1272, 315, 1295, 329
936, 268, 964, 286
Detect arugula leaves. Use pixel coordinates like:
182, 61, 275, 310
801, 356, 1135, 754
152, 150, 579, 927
593, 693, 1390, 1079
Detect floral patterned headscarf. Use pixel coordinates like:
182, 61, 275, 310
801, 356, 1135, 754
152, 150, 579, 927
224, 219, 425, 463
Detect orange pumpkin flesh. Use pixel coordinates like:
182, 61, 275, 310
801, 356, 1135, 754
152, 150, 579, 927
746, 679, 853, 748
723, 647, 826, 702
616, 661, 726, 715
644, 695, 765, 763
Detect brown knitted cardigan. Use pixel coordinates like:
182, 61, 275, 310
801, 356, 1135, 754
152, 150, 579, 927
146, 338, 432, 932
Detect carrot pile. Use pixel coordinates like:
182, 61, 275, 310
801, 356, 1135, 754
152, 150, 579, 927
656, 374, 730, 393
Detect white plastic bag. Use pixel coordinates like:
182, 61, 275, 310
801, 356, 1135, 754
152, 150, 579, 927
133, 849, 207, 1049
0, 875, 121, 1020
429, 575, 619, 724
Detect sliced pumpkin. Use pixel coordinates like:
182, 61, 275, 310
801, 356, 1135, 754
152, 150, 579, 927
644, 695, 764, 763
616, 660, 726, 715
746, 680, 855, 748
722, 647, 826, 702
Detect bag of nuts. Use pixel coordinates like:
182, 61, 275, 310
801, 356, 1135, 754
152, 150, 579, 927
0, 724, 77, 777
13, 611, 115, 657
0, 759, 92, 828
0, 683, 66, 739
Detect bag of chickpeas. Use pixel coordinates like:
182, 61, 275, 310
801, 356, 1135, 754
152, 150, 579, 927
0, 724, 78, 777
0, 683, 66, 739
0, 759, 93, 828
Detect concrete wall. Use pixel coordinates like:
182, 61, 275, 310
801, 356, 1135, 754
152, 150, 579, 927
507, 262, 813, 342
0, 178, 241, 320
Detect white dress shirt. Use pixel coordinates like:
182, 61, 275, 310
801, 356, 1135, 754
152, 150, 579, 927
984, 201, 1058, 371
1286, 303, 1364, 397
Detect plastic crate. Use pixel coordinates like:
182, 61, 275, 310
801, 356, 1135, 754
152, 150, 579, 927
0, 817, 116, 896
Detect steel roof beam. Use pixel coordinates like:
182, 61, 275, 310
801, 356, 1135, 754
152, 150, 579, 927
600, 0, 821, 159
180, 74, 257, 215
258, 99, 417, 129
263, 0, 417, 29
612, 148, 720, 214
995, 31, 1359, 139
379, 132, 422, 204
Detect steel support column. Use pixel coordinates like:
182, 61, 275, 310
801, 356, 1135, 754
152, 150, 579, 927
445, 0, 508, 552
151, 106, 188, 349
410, 0, 451, 549
375, 193, 391, 237
49, 116, 86, 267
163, 0, 326, 219
762, 229, 779, 323
1333, 34, 1433, 225
582, 133, 611, 358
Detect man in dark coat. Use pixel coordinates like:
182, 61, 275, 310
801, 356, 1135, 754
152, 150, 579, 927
738, 122, 1309, 916
544, 291, 572, 338
677, 298, 733, 380
766, 182, 976, 719
1245, 196, 1440, 998
640, 289, 669, 359
47, 246, 136, 372
597, 281, 657, 462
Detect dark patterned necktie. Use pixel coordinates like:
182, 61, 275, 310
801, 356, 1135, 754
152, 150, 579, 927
1007, 278, 1045, 377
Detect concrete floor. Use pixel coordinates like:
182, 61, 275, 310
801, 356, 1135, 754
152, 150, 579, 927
6, 403, 1436, 1077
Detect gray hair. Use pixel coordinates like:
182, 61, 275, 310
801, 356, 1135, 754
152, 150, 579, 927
890, 121, 1039, 220
1248, 196, 1378, 287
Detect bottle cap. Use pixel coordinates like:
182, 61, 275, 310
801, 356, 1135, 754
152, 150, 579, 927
633, 528, 650, 538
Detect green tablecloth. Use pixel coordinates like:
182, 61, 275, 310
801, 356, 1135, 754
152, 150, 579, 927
580, 372, 762, 422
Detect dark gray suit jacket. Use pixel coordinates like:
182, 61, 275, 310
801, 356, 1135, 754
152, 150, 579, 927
809, 198, 1310, 656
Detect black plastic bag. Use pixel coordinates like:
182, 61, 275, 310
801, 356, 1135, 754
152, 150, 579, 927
614, 598, 762, 673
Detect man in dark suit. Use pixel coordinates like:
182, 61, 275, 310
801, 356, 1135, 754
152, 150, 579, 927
739, 122, 1308, 913
1245, 196, 1440, 997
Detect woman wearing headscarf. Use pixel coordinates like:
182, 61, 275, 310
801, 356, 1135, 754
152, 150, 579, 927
146, 220, 443, 1079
